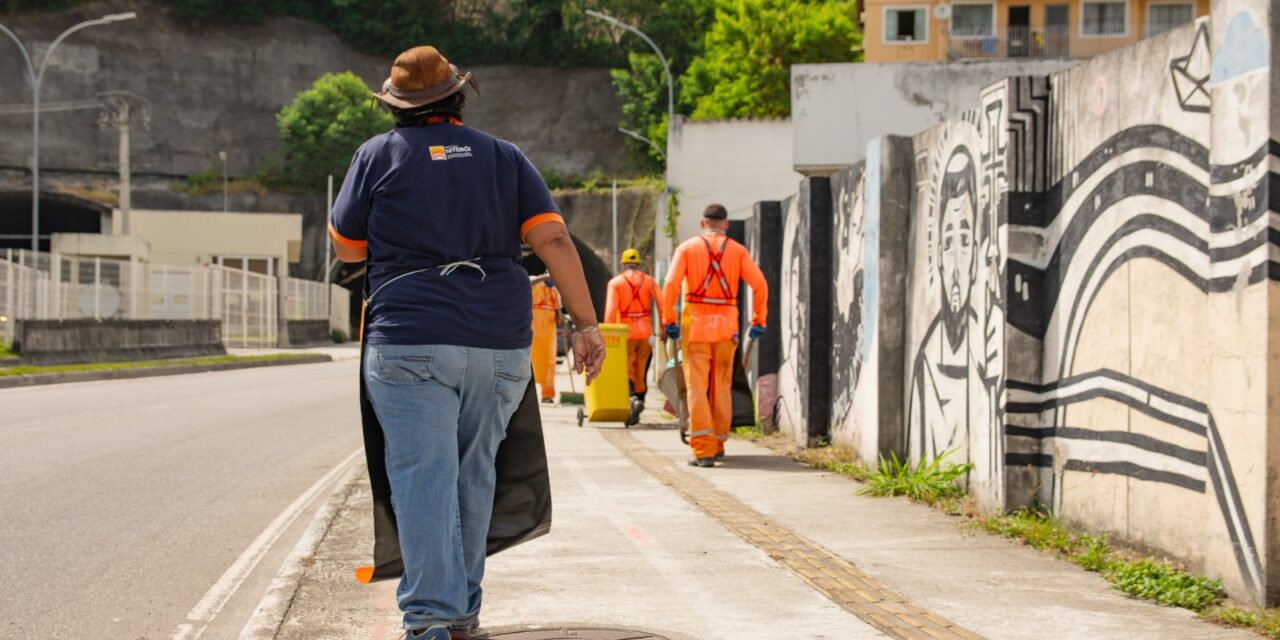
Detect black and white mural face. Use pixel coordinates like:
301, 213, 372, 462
831, 163, 870, 449
905, 83, 1008, 505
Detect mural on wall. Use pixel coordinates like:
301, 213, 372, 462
831, 163, 869, 446
777, 195, 808, 439
904, 82, 1008, 502
998, 19, 1273, 600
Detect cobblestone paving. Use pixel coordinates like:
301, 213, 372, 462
603, 430, 985, 640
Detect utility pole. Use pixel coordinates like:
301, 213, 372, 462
218, 150, 228, 212
612, 179, 619, 270
98, 91, 148, 235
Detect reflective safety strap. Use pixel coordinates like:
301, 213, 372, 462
686, 236, 735, 306
688, 429, 716, 438
715, 433, 729, 441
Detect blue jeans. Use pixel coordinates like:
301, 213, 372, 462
364, 343, 532, 630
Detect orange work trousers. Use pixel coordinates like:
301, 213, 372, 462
682, 339, 737, 460
627, 339, 652, 395
531, 312, 558, 400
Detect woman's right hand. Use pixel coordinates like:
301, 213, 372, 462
573, 328, 606, 385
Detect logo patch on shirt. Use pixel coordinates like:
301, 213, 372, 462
429, 145, 474, 161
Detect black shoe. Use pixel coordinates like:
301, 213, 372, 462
541, 398, 554, 404
687, 457, 716, 468
715, 450, 725, 460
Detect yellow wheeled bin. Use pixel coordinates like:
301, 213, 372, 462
576, 323, 632, 427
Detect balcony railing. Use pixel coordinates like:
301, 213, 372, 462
947, 23, 1191, 60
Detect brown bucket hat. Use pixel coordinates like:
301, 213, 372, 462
373, 46, 473, 110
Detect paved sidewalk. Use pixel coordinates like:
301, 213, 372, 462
269, 382, 1253, 640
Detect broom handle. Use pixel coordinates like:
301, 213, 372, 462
563, 310, 578, 393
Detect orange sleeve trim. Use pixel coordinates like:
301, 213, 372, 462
329, 223, 368, 248
521, 212, 565, 240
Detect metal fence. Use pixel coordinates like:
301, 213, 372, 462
947, 23, 1189, 61
0, 248, 345, 349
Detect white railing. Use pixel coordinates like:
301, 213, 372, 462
0, 248, 351, 349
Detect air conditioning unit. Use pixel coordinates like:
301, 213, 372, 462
934, 4, 952, 20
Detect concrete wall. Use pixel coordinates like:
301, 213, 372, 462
661, 118, 803, 271
285, 319, 331, 348
791, 59, 1078, 175
775, 1, 1280, 603
0, 4, 629, 179
830, 137, 913, 460
114, 209, 301, 270
14, 319, 225, 365
777, 179, 834, 448
747, 201, 784, 431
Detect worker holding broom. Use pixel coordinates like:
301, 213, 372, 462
662, 204, 768, 467
605, 248, 660, 421
531, 277, 562, 403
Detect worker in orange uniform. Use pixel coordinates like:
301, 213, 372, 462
605, 248, 660, 421
662, 204, 768, 467
531, 276, 563, 403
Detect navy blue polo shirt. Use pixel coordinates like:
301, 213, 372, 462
329, 119, 563, 349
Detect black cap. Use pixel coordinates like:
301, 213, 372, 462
703, 203, 728, 220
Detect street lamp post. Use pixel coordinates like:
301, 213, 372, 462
0, 12, 137, 253
585, 10, 673, 133
617, 126, 665, 162
218, 151, 228, 212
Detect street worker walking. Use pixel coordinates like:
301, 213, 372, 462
662, 204, 768, 467
531, 277, 563, 403
330, 45, 604, 640
604, 248, 660, 415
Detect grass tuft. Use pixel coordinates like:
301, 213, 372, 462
731, 425, 765, 441
1104, 559, 1223, 611
1204, 606, 1280, 638
0, 353, 317, 377
858, 450, 973, 505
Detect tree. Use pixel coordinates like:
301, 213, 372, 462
274, 71, 393, 189
682, 0, 862, 120
611, 52, 672, 174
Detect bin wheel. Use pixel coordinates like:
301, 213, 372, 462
576, 406, 584, 428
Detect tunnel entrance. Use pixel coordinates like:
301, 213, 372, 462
520, 234, 611, 321
0, 191, 110, 252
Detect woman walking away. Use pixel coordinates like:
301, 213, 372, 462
329, 45, 605, 640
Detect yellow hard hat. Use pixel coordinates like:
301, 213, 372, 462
621, 248, 641, 265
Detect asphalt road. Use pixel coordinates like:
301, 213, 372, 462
0, 360, 364, 640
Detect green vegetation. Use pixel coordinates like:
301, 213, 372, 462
858, 450, 972, 504
682, 0, 862, 120
331, 329, 349, 344
980, 509, 1224, 612
0, 353, 317, 377
0, 344, 14, 358
271, 71, 393, 189
1204, 606, 1280, 638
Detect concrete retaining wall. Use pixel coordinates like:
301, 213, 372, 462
285, 320, 331, 348
15, 319, 226, 365
762, 0, 1279, 604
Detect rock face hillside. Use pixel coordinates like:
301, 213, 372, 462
0, 2, 629, 179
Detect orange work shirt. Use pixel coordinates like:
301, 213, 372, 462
531, 281, 561, 329
661, 231, 768, 343
605, 269, 660, 340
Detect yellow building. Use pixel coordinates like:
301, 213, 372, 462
863, 0, 1209, 63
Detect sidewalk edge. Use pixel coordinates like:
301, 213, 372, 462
0, 354, 334, 389
238, 458, 367, 640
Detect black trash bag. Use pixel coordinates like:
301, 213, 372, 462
356, 332, 552, 583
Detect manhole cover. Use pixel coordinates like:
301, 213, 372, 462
480, 626, 672, 640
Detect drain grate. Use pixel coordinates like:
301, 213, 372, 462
479, 626, 672, 640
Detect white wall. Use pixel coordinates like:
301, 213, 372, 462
112, 209, 302, 270
792, 59, 1079, 174
661, 118, 802, 268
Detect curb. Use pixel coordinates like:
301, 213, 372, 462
238, 459, 366, 640
0, 354, 334, 389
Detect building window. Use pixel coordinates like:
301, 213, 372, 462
885, 7, 928, 43
951, 3, 996, 38
1082, 1, 1127, 36
1147, 3, 1194, 36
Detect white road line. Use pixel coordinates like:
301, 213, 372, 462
237, 459, 366, 639
169, 447, 364, 640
